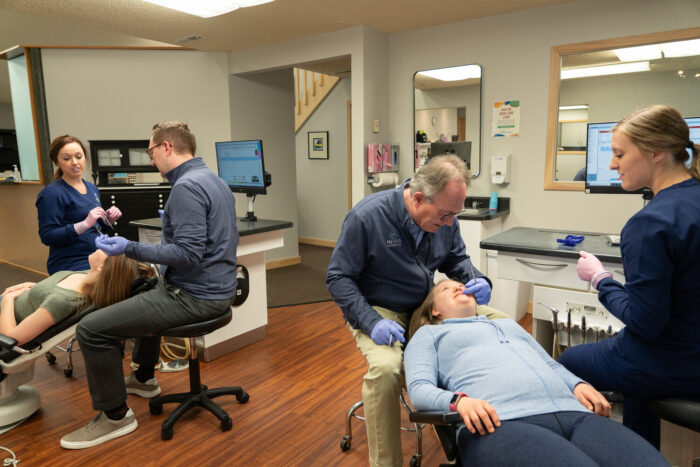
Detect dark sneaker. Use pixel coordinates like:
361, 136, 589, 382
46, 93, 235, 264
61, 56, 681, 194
124, 372, 161, 398
60, 409, 137, 449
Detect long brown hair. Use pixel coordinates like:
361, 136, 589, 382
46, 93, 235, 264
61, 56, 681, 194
49, 135, 87, 181
80, 256, 154, 310
408, 280, 446, 339
614, 105, 700, 180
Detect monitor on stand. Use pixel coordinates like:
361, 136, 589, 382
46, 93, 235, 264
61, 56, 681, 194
215, 139, 269, 222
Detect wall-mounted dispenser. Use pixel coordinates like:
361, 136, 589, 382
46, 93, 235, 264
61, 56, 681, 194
491, 154, 511, 184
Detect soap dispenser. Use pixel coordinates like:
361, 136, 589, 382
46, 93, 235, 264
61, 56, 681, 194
12, 164, 21, 182
489, 192, 498, 211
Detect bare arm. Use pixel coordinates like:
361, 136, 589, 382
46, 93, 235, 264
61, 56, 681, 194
0, 290, 56, 345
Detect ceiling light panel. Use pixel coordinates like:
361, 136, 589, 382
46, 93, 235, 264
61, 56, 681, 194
417, 65, 481, 81
143, 0, 274, 18
613, 45, 661, 62
561, 61, 650, 80
660, 38, 700, 58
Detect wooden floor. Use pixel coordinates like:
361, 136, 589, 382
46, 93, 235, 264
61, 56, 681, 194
1, 304, 531, 466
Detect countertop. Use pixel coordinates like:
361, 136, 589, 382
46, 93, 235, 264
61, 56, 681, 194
480, 226, 622, 263
130, 217, 293, 236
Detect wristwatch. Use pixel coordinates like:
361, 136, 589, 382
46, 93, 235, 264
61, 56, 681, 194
449, 392, 469, 411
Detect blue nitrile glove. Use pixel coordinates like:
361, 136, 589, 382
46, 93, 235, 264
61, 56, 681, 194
95, 234, 129, 256
370, 319, 406, 346
463, 278, 491, 305
158, 209, 164, 220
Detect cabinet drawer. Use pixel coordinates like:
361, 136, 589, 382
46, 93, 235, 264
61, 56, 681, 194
498, 252, 587, 290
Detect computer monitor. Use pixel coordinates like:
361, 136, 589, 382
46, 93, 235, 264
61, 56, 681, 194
430, 141, 472, 170
215, 139, 267, 195
584, 122, 643, 194
685, 116, 700, 166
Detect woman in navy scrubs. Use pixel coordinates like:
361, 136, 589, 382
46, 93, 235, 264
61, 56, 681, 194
559, 105, 700, 448
36, 135, 122, 274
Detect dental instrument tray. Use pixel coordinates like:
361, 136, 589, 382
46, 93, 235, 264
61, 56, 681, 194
556, 234, 584, 247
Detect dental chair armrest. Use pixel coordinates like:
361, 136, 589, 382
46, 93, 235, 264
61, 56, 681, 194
409, 410, 462, 425
0, 334, 18, 351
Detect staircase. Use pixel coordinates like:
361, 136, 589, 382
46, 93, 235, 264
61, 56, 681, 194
294, 68, 340, 133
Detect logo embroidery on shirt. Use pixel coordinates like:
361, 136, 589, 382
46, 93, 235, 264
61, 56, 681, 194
386, 230, 402, 247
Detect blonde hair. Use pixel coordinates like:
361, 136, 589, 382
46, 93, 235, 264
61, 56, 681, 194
81, 256, 154, 310
408, 280, 447, 339
614, 105, 700, 180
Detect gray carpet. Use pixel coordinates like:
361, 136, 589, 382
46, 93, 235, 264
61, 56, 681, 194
266, 243, 334, 308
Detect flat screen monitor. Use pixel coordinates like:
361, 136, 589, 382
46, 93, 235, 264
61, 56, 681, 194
585, 122, 643, 194
215, 139, 266, 195
686, 116, 700, 165
430, 141, 472, 170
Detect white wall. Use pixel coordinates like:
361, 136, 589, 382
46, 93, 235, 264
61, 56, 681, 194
295, 78, 350, 242
388, 0, 700, 236
228, 69, 299, 262
0, 103, 14, 128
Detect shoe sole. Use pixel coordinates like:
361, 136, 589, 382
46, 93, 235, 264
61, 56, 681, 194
60, 419, 138, 450
126, 386, 162, 398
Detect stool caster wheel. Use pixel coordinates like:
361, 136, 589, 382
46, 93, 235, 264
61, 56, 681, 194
64, 368, 73, 377
237, 391, 250, 403
46, 352, 57, 364
340, 435, 351, 451
161, 426, 173, 440
149, 401, 163, 415
410, 455, 421, 467
221, 416, 232, 431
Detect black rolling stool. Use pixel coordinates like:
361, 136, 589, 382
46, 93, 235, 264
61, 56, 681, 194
649, 396, 700, 466
148, 308, 249, 440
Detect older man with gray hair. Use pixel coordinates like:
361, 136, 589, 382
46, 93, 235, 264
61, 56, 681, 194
327, 154, 506, 466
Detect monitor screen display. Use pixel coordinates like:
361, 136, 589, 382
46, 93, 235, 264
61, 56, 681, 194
686, 116, 700, 166
215, 140, 266, 195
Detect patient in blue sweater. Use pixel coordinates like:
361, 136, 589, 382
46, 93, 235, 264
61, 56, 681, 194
404, 279, 669, 467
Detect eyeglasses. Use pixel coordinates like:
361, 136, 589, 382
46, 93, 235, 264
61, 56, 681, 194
439, 208, 466, 222
145, 143, 163, 159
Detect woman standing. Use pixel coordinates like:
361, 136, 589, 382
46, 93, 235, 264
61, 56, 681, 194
560, 105, 700, 448
36, 135, 122, 274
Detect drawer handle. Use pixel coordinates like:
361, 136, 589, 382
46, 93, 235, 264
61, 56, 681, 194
515, 258, 568, 269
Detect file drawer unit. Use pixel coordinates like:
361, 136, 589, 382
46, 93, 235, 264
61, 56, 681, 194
481, 227, 625, 355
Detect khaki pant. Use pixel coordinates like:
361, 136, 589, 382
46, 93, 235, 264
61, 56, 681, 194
348, 305, 507, 467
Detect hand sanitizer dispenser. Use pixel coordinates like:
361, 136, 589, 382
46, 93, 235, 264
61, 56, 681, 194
491, 154, 511, 184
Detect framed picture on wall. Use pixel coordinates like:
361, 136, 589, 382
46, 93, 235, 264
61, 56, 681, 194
307, 131, 329, 159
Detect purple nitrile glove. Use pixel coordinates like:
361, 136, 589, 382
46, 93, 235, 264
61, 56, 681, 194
463, 278, 491, 305
370, 319, 406, 346
95, 234, 129, 256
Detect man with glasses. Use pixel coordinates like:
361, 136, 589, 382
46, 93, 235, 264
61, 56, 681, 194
60, 121, 239, 449
327, 154, 505, 467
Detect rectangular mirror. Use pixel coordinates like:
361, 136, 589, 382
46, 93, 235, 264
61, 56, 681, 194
414, 64, 481, 177
544, 27, 700, 190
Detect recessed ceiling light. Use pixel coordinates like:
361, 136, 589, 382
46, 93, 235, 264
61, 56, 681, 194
561, 61, 650, 79
559, 105, 589, 110
417, 65, 481, 81
142, 0, 274, 18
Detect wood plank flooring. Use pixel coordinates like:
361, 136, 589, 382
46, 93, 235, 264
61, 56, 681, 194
0, 303, 532, 466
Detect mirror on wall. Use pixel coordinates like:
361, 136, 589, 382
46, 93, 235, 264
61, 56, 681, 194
544, 27, 700, 190
414, 64, 481, 177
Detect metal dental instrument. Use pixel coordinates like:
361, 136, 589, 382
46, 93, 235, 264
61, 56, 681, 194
581, 315, 587, 345
595, 326, 600, 343
567, 310, 572, 349
538, 303, 561, 357
607, 324, 613, 338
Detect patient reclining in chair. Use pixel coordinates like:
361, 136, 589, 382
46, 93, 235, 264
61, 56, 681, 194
1, 251, 153, 346
404, 279, 669, 467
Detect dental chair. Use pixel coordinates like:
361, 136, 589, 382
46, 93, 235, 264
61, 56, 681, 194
0, 275, 158, 433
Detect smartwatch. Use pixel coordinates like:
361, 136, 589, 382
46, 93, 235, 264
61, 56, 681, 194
449, 392, 468, 411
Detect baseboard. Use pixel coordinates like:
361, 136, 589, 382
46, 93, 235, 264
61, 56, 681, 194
266, 256, 301, 270
298, 237, 336, 248
527, 301, 533, 314
0, 260, 48, 278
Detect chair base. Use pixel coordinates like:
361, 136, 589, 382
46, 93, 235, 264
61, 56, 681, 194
149, 383, 249, 440
0, 385, 40, 432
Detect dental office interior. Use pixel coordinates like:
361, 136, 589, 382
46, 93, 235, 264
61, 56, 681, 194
0, 0, 698, 464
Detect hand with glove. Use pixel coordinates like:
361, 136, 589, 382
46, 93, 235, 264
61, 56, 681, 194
577, 251, 611, 290
95, 234, 129, 256
463, 278, 491, 305
370, 318, 406, 346
158, 209, 164, 220
74, 207, 107, 235
105, 206, 122, 224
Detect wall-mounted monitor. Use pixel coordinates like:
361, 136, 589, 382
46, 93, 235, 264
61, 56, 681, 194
685, 116, 700, 165
215, 139, 267, 195
430, 141, 472, 170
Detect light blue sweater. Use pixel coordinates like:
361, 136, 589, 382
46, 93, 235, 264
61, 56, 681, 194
405, 316, 590, 421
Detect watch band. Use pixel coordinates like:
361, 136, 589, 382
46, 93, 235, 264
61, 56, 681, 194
449, 392, 469, 411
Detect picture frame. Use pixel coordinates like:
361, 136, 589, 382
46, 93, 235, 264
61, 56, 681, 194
307, 131, 329, 159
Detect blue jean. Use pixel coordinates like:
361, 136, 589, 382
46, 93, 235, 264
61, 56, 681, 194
457, 411, 669, 466
77, 281, 231, 411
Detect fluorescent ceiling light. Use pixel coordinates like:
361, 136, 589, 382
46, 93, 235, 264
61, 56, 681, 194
417, 65, 481, 81
561, 61, 650, 79
660, 38, 700, 58
142, 0, 274, 18
559, 105, 589, 110
613, 45, 661, 62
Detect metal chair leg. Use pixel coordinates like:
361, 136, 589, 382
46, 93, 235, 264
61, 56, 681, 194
340, 400, 364, 451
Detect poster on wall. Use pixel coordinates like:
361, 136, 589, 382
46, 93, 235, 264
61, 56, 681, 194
492, 100, 520, 138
